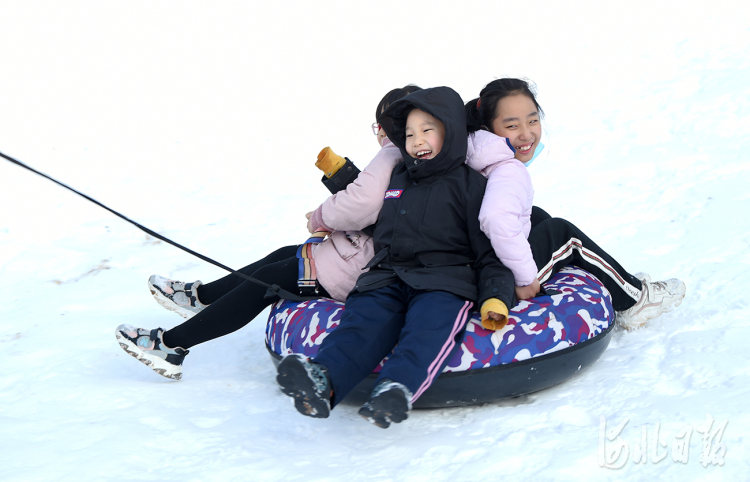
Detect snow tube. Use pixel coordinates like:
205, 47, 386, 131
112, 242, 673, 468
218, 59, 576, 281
265, 266, 615, 408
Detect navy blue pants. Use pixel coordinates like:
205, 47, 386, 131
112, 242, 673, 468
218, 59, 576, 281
313, 281, 473, 407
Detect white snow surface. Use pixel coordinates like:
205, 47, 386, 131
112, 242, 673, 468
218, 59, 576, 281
1, 1, 749, 480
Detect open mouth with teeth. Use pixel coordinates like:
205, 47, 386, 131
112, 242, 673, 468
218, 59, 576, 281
415, 150, 433, 159
515, 143, 534, 154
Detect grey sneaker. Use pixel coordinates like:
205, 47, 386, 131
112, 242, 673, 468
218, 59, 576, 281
148, 275, 208, 319
617, 273, 686, 330
358, 379, 412, 429
116, 324, 188, 380
276, 354, 332, 419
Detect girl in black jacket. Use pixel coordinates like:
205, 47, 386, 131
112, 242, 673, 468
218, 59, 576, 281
276, 87, 515, 428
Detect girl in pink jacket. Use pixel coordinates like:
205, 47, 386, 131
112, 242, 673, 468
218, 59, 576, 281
114, 86, 420, 381
464, 129, 535, 325
466, 78, 686, 330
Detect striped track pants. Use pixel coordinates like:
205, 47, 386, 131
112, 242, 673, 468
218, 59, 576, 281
530, 217, 642, 311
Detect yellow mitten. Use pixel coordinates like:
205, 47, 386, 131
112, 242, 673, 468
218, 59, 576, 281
316, 147, 347, 178
480, 298, 509, 331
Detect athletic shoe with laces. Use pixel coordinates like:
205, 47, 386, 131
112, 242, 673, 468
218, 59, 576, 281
358, 379, 413, 429
115, 324, 189, 380
276, 354, 332, 419
148, 274, 208, 319
616, 273, 686, 330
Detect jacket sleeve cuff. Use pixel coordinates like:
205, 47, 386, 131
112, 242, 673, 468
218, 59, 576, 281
309, 205, 332, 232
321, 158, 360, 194
480, 298, 509, 331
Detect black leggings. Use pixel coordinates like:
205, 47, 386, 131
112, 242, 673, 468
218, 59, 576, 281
162, 245, 306, 349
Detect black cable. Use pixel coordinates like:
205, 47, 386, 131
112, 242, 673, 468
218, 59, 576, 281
0, 149, 314, 302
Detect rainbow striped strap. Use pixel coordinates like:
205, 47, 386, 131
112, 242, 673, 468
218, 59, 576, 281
296, 230, 329, 294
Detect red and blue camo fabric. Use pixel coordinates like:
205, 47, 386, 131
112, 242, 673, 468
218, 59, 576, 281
265, 266, 614, 373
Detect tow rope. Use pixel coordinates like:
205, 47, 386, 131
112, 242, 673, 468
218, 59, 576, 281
1, 149, 316, 302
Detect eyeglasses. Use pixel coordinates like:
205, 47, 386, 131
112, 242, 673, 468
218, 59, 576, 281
371, 122, 381, 135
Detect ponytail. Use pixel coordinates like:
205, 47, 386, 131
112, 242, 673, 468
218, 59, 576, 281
465, 98, 483, 133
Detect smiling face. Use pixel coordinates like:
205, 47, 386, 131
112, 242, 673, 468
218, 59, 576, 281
405, 108, 445, 160
489, 93, 542, 163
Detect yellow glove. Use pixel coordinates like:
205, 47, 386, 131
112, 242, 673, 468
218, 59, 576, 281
480, 298, 509, 331
316, 147, 347, 178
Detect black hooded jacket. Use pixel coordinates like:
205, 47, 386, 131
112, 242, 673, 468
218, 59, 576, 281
352, 86, 516, 308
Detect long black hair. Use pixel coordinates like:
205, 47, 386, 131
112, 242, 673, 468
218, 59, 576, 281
376, 84, 422, 121
465, 78, 544, 133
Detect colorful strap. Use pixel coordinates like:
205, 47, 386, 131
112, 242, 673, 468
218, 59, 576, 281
296, 230, 329, 294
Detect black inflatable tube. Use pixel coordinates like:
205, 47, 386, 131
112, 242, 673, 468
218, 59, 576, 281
266, 318, 616, 409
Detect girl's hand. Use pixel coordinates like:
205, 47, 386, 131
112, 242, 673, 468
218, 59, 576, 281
305, 212, 314, 233
515, 279, 541, 300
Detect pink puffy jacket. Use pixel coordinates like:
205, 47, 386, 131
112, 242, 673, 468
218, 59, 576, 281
466, 130, 536, 287
310, 140, 403, 301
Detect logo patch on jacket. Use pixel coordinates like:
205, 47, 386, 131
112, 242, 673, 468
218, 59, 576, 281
384, 189, 403, 200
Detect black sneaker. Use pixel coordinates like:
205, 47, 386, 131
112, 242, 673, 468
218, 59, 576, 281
358, 379, 412, 428
276, 354, 332, 418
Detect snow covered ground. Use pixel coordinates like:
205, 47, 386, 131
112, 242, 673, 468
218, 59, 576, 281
1, 1, 749, 480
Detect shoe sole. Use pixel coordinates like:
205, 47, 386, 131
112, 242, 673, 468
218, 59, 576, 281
148, 276, 199, 320
358, 389, 409, 429
276, 356, 330, 419
115, 328, 183, 380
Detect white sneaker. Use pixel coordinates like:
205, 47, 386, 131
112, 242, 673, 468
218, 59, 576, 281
617, 273, 686, 329
116, 325, 189, 380
148, 275, 208, 319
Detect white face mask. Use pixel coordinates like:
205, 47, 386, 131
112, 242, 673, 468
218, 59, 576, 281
523, 142, 545, 167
